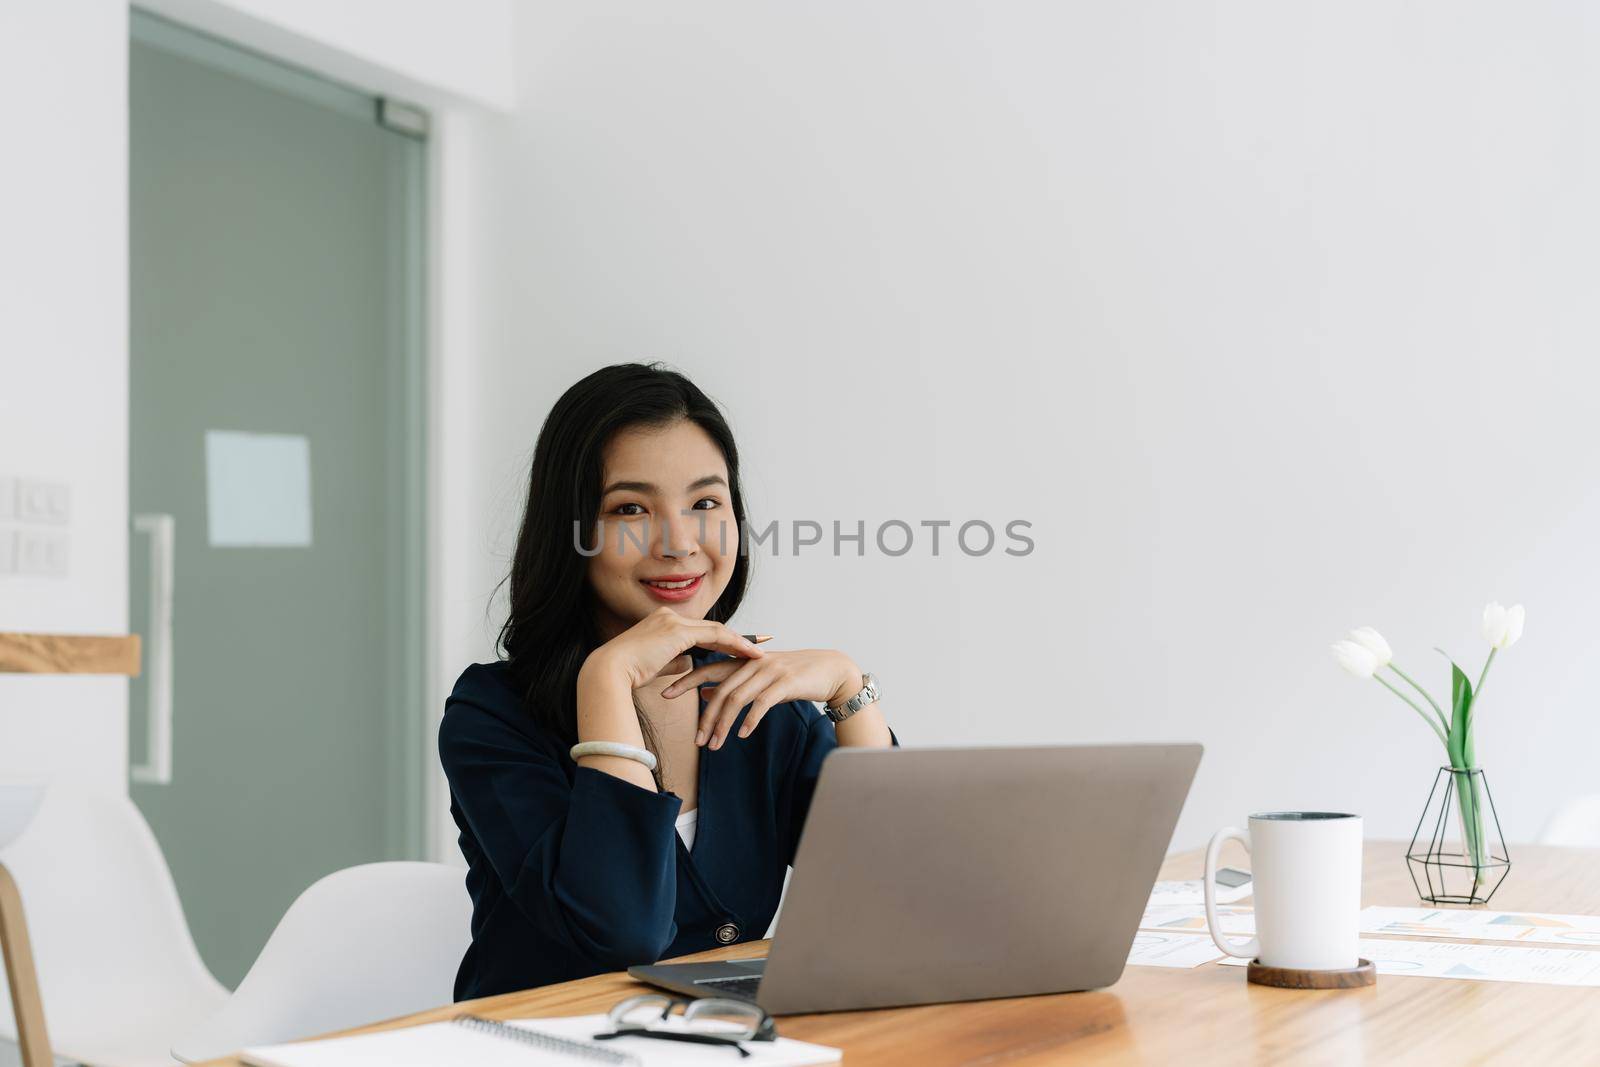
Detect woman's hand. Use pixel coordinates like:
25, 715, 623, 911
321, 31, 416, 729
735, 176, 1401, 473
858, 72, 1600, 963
661, 648, 865, 749
583, 606, 766, 691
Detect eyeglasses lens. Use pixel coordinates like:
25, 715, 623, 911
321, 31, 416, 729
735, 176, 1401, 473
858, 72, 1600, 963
611, 995, 674, 1028
683, 999, 763, 1039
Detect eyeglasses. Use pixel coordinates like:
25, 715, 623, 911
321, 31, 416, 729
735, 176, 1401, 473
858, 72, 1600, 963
594, 994, 777, 1057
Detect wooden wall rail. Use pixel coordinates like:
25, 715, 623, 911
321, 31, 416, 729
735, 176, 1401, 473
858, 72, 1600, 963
0, 633, 141, 676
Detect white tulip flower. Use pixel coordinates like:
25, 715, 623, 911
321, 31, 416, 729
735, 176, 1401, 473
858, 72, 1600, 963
1346, 627, 1393, 668
1331, 640, 1379, 678
1481, 602, 1526, 650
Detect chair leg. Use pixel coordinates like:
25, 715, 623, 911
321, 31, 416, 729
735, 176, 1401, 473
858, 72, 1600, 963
0, 862, 52, 1067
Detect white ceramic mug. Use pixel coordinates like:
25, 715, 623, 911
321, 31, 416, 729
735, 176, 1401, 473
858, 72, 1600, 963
1204, 811, 1363, 970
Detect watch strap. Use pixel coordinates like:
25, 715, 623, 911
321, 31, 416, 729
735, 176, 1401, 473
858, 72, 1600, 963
824, 672, 879, 723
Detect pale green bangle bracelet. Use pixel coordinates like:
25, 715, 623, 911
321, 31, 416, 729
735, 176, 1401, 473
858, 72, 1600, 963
569, 740, 658, 772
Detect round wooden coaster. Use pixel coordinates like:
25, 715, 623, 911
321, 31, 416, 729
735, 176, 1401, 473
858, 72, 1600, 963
1246, 958, 1377, 989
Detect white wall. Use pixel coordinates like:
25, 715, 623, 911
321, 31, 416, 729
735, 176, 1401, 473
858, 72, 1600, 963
0, 0, 131, 788
446, 0, 1600, 851
0, 1, 514, 811
428, 107, 518, 860
8, 0, 1595, 860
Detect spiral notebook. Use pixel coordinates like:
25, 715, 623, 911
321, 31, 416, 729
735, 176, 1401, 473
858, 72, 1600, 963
241, 1014, 842, 1067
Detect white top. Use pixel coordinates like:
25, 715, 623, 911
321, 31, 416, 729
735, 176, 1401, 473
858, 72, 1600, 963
675, 807, 698, 850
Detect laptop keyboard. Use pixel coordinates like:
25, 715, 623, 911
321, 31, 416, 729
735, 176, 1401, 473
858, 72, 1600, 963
694, 974, 763, 1001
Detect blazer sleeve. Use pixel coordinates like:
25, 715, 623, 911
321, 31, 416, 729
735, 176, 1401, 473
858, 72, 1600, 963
438, 706, 682, 968
779, 704, 900, 868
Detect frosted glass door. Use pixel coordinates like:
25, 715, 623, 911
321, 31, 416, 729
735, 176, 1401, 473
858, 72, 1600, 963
128, 13, 426, 987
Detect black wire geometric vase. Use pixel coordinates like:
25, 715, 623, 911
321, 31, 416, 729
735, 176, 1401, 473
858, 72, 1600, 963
1406, 766, 1510, 905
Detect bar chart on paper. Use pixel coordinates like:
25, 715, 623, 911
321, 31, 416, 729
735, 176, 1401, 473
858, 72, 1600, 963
1126, 931, 1225, 969
1219, 938, 1600, 986
1361, 907, 1600, 947
1139, 904, 1255, 936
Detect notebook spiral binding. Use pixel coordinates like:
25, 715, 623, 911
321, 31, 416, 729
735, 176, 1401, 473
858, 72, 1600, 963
454, 1015, 641, 1065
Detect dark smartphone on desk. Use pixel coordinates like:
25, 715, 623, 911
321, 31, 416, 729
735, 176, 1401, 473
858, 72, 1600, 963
1215, 867, 1251, 888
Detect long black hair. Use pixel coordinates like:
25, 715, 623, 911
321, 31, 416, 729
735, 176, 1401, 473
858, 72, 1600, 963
496, 362, 753, 772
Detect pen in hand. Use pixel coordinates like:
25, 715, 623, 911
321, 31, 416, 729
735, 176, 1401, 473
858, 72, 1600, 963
687, 634, 772, 660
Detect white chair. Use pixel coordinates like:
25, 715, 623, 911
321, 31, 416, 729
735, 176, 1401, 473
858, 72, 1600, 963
170, 862, 471, 1064
0, 783, 228, 1067
1540, 794, 1600, 847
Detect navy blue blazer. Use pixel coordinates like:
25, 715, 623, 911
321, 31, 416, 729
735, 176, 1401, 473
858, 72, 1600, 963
438, 646, 898, 1000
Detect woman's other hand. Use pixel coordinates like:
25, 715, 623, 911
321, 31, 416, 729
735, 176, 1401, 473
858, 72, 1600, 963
582, 605, 765, 692
662, 648, 865, 749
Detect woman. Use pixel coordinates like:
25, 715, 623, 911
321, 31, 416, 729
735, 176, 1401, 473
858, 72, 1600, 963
438, 362, 897, 1000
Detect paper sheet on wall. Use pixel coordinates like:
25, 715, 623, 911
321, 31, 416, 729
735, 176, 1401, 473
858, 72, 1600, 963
1362, 906, 1600, 947
1126, 931, 1226, 968
1220, 937, 1600, 986
205, 430, 313, 547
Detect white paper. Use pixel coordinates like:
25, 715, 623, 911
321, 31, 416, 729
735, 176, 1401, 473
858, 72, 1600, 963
1219, 937, 1600, 986
1361, 906, 1600, 947
1126, 931, 1226, 968
245, 1013, 841, 1067
206, 430, 313, 547
1148, 877, 1252, 906
507, 1015, 841, 1066
1140, 903, 1255, 936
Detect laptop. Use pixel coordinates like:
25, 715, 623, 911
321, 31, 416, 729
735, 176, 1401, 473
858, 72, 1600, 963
630, 742, 1202, 1014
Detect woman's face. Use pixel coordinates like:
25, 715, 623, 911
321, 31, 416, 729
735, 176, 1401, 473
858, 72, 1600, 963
587, 419, 739, 642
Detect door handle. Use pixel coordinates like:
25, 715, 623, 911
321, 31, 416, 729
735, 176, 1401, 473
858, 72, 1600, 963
131, 513, 175, 785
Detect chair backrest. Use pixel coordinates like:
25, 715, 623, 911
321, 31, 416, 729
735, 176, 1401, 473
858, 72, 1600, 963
1540, 794, 1600, 847
170, 861, 472, 1063
0, 782, 227, 1056
0, 783, 45, 852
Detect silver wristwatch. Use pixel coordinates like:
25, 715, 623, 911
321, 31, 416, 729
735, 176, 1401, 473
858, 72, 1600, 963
823, 672, 880, 723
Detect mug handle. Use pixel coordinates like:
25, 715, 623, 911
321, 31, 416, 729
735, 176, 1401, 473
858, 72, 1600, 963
1204, 826, 1260, 960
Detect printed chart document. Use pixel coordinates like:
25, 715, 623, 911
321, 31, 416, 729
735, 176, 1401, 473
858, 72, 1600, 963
1148, 878, 1251, 907
1220, 938, 1600, 987
1361, 906, 1600, 947
1140, 904, 1255, 936
1127, 931, 1225, 968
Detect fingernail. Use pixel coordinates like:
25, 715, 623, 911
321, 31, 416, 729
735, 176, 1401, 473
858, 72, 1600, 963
738, 725, 749, 738
695, 730, 705, 745
660, 686, 673, 697
711, 736, 721, 750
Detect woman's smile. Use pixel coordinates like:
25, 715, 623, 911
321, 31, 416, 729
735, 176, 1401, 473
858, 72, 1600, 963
639, 572, 705, 602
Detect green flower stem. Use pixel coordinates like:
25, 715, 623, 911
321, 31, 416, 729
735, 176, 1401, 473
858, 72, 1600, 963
1374, 674, 1450, 748
1459, 729, 1489, 890
1454, 770, 1489, 891
1471, 648, 1498, 726
1471, 778, 1488, 887
1386, 663, 1450, 734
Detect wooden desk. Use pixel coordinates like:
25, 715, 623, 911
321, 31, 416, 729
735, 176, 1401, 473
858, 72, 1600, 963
199, 842, 1600, 1065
